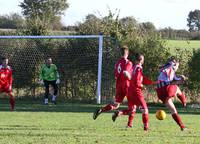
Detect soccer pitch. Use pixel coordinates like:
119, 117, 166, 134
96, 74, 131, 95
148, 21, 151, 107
0, 99, 200, 144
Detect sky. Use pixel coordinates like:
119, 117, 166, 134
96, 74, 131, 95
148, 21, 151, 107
0, 0, 200, 30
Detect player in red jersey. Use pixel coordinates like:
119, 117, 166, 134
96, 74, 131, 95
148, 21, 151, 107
112, 53, 154, 131
93, 45, 133, 120
0, 57, 15, 111
155, 57, 187, 130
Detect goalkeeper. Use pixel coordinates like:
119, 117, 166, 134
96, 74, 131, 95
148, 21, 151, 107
39, 57, 60, 105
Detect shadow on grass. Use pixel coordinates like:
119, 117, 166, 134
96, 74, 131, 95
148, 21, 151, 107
0, 98, 199, 114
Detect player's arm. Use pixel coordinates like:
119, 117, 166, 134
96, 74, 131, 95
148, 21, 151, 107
55, 65, 60, 79
39, 65, 44, 80
171, 74, 188, 85
143, 75, 155, 85
54, 65, 60, 84
123, 61, 132, 80
8, 69, 13, 85
38, 65, 44, 84
135, 67, 143, 88
8, 69, 13, 91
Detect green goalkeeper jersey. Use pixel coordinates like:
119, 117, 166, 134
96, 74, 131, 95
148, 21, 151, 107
39, 64, 59, 81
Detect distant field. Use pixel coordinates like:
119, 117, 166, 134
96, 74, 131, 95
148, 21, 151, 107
166, 40, 200, 50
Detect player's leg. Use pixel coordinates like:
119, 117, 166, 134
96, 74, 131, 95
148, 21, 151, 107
2, 84, 15, 111
175, 86, 186, 107
112, 102, 135, 124
112, 84, 131, 122
127, 104, 136, 128
93, 86, 124, 120
93, 101, 121, 120
165, 98, 185, 130
43, 80, 50, 104
141, 108, 149, 131
9, 92, 15, 111
140, 99, 149, 131
50, 80, 58, 104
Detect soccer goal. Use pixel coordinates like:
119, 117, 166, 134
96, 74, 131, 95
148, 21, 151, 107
0, 35, 119, 104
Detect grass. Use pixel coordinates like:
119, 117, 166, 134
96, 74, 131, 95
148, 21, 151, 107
0, 98, 200, 144
166, 40, 200, 50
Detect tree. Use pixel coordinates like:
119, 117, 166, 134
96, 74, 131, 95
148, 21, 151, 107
187, 9, 200, 32
0, 13, 24, 29
188, 49, 200, 102
77, 10, 170, 79
77, 14, 102, 35
19, 0, 69, 35
140, 22, 156, 32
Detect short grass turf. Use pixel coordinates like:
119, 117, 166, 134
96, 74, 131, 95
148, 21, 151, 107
0, 99, 200, 144
166, 40, 200, 50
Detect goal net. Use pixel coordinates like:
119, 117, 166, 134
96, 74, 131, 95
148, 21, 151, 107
0, 35, 119, 103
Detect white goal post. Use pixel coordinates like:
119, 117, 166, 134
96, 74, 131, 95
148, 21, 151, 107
0, 35, 103, 104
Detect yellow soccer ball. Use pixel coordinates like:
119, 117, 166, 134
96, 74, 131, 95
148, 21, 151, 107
156, 110, 166, 120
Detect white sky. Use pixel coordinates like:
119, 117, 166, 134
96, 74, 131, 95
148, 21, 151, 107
0, 0, 200, 30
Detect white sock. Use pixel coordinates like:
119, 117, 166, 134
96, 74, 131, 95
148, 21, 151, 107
44, 98, 48, 104
52, 95, 56, 101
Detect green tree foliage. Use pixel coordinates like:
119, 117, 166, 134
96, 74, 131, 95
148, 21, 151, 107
140, 22, 156, 33
186, 49, 200, 102
0, 13, 24, 29
188, 49, 200, 89
158, 27, 200, 40
77, 14, 102, 34
187, 9, 200, 32
19, 0, 69, 35
77, 10, 170, 80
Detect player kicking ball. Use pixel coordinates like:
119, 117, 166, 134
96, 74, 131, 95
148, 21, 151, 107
155, 56, 187, 131
0, 57, 15, 111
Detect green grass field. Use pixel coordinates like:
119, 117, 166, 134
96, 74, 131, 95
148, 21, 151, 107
0, 99, 200, 144
166, 40, 200, 50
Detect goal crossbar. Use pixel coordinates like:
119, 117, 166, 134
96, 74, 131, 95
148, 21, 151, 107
0, 35, 101, 39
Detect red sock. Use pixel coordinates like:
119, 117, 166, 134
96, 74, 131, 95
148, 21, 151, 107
118, 109, 129, 115
177, 92, 186, 106
101, 104, 116, 112
142, 114, 149, 130
9, 95, 15, 111
172, 113, 185, 129
127, 111, 135, 127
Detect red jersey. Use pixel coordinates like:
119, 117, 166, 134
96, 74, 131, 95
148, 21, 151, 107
0, 65, 13, 86
114, 58, 133, 85
127, 63, 153, 110
130, 64, 153, 90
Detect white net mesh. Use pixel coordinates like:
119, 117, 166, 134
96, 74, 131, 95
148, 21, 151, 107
0, 36, 119, 103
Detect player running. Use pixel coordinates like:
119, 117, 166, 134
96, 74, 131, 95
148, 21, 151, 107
155, 56, 187, 130
39, 57, 60, 105
0, 57, 15, 111
112, 53, 154, 131
93, 45, 133, 120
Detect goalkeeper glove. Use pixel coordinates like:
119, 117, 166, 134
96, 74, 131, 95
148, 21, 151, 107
39, 80, 44, 85
56, 79, 60, 84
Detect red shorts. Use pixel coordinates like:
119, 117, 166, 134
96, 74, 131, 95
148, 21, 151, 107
127, 88, 148, 111
115, 83, 129, 103
156, 84, 178, 103
0, 84, 11, 93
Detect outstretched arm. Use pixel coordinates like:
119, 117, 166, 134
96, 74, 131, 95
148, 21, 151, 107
123, 61, 133, 80
143, 75, 155, 85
